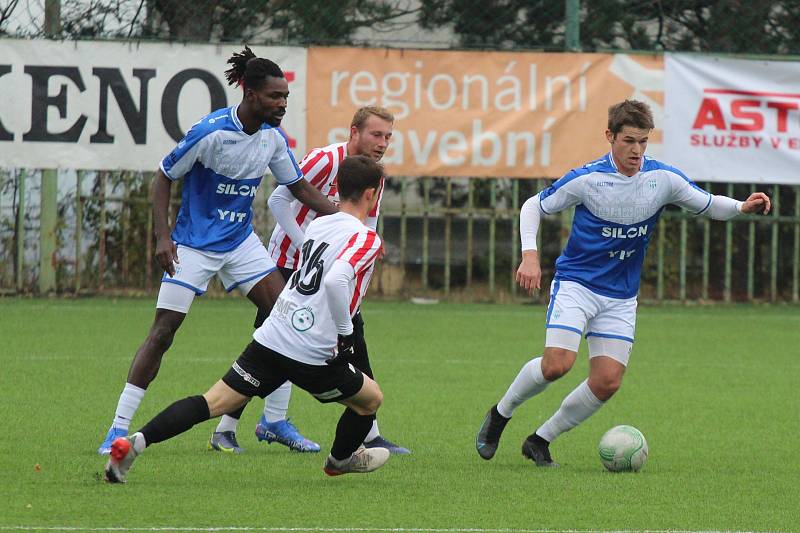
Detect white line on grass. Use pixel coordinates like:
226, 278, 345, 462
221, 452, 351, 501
0, 527, 776, 533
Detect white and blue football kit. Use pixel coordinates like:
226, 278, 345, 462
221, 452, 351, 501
156, 105, 302, 313
521, 153, 742, 364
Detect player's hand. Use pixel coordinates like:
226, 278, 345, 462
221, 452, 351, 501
325, 333, 356, 366
516, 250, 541, 294
155, 235, 179, 277
740, 192, 771, 215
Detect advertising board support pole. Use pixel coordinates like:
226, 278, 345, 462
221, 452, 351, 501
39, 169, 58, 293
747, 184, 755, 300
16, 170, 26, 292
770, 184, 779, 302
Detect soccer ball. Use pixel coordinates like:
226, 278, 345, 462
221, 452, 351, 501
598, 425, 648, 472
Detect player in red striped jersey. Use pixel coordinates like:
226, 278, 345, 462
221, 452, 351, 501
212, 106, 411, 455
105, 155, 392, 482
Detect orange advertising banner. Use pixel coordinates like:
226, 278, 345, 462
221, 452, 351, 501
307, 47, 663, 178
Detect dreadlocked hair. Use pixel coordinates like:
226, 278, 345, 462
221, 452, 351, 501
224, 46, 284, 90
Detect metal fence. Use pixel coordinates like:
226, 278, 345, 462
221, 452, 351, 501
2, 170, 798, 303
2, 1, 800, 302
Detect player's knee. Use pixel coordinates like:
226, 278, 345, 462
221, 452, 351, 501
541, 349, 575, 381
356, 387, 383, 416
148, 321, 180, 351
589, 375, 622, 401
365, 389, 383, 415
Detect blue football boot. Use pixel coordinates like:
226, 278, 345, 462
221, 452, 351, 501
98, 426, 128, 456
255, 415, 320, 452
364, 435, 412, 455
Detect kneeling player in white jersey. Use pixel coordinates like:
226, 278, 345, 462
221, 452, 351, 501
97, 47, 335, 455
476, 100, 771, 467
212, 106, 410, 455
105, 155, 390, 482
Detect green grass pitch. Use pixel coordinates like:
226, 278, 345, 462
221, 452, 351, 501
0, 298, 797, 532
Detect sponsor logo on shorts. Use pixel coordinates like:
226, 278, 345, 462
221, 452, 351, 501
314, 388, 343, 400
291, 307, 314, 331
232, 362, 260, 387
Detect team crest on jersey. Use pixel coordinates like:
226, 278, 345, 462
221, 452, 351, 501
648, 178, 657, 189
291, 307, 315, 332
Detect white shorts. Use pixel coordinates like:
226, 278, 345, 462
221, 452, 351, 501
156, 232, 277, 313
544, 280, 636, 366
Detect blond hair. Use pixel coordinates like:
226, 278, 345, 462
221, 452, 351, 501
351, 106, 394, 130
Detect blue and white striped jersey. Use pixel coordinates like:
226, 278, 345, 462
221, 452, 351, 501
539, 153, 712, 299
160, 105, 302, 252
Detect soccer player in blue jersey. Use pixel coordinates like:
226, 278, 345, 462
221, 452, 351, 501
476, 100, 771, 467
98, 47, 335, 455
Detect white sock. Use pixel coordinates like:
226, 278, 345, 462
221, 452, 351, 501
536, 379, 604, 442
496, 357, 549, 418
264, 381, 292, 423
131, 432, 147, 453
112, 383, 146, 430
215, 415, 238, 433
364, 420, 380, 442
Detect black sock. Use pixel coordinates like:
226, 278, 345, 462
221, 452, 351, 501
492, 405, 510, 421
528, 432, 550, 446
330, 408, 375, 461
139, 395, 210, 447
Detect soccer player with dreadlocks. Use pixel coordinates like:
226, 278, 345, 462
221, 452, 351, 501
97, 47, 333, 455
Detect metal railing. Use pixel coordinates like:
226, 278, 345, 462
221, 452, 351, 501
2, 170, 798, 303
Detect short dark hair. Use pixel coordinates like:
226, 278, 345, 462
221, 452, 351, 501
607, 100, 654, 135
351, 106, 394, 130
337, 155, 383, 202
224, 46, 284, 90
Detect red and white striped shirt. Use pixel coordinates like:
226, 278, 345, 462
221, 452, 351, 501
255, 212, 383, 365
267, 141, 384, 270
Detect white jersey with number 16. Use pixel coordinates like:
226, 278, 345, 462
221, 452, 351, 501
254, 212, 382, 365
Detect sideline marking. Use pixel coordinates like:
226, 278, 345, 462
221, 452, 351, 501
0, 526, 775, 533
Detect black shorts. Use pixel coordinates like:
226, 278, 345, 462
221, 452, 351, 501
278, 266, 294, 283
222, 341, 365, 403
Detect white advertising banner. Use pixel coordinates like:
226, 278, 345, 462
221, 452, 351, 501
0, 39, 307, 170
664, 53, 800, 184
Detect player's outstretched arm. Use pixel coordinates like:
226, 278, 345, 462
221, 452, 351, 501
740, 192, 771, 215
668, 170, 770, 220
151, 169, 178, 277
268, 185, 306, 245
288, 179, 339, 216
517, 196, 543, 294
